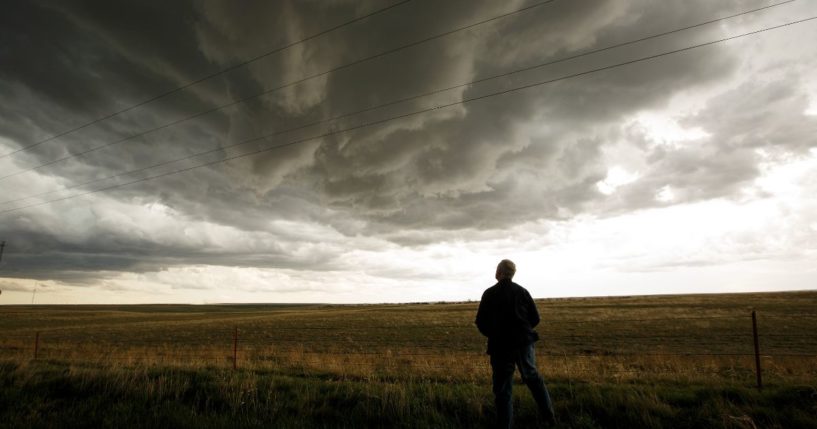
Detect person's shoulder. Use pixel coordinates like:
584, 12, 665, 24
482, 282, 501, 296
511, 281, 532, 295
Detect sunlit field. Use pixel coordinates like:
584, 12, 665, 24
2, 291, 816, 428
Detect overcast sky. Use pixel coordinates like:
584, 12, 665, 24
1, 0, 816, 304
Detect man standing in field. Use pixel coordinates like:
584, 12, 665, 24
476, 259, 556, 428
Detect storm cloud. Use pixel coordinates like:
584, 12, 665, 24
0, 0, 815, 297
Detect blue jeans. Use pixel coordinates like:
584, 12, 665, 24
490, 343, 555, 428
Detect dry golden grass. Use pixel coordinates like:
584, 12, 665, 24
3, 291, 816, 387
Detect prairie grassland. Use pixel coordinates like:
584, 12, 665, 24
1, 292, 816, 428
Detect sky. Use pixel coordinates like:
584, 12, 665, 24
0, 0, 816, 304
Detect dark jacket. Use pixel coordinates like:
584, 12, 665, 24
475, 279, 540, 355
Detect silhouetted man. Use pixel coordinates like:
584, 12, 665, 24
476, 259, 556, 428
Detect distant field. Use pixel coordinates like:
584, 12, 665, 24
2, 292, 816, 428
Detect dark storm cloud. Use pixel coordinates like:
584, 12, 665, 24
688, 78, 817, 154
0, 200, 350, 283
284, 0, 744, 233
0, 0, 809, 282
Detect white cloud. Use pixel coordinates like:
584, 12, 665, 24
597, 166, 640, 195
755, 150, 817, 199
655, 185, 674, 202
806, 98, 817, 116
632, 112, 710, 148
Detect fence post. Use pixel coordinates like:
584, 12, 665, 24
751, 310, 762, 389
34, 332, 40, 360
233, 327, 238, 370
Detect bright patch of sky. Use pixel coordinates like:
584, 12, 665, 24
632, 112, 710, 148
806, 97, 817, 116
596, 166, 640, 195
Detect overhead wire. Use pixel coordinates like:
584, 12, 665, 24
0, 0, 558, 180
0, 0, 414, 159
2, 14, 814, 215
0, 0, 798, 208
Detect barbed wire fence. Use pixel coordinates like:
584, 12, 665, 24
2, 310, 816, 388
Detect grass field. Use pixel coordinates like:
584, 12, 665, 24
1, 291, 816, 428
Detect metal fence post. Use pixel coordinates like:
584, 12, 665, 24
233, 327, 238, 370
34, 332, 40, 360
752, 310, 762, 389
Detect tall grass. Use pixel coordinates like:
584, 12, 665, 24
2, 360, 816, 428
1, 291, 816, 427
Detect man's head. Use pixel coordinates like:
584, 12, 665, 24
495, 259, 516, 281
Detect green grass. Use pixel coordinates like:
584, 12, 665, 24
2, 361, 815, 428
1, 291, 816, 427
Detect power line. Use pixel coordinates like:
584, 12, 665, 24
0, 0, 558, 181
1, 15, 815, 215
0, 0, 414, 160
0, 0, 798, 208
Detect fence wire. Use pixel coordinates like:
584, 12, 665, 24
2, 312, 815, 385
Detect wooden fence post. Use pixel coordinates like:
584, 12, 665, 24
752, 310, 762, 389
233, 327, 238, 370
34, 332, 40, 360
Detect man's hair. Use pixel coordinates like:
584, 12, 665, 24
497, 259, 516, 280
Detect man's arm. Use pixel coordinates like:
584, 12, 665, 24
526, 290, 540, 328
475, 292, 493, 337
